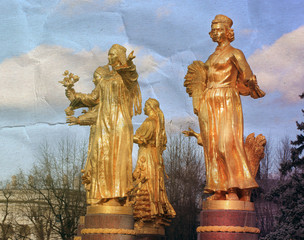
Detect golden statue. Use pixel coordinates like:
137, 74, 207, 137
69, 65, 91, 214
132, 98, 176, 234
62, 44, 142, 205
183, 15, 266, 201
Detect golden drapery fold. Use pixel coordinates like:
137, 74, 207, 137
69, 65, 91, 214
75, 64, 141, 204
200, 45, 259, 193
133, 115, 176, 221
184, 15, 266, 201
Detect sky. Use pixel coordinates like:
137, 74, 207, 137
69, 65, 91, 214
0, 0, 303, 179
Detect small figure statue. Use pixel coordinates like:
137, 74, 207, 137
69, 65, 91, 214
132, 98, 176, 232
183, 15, 266, 201
62, 44, 142, 205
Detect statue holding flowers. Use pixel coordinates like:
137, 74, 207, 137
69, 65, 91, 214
61, 44, 142, 206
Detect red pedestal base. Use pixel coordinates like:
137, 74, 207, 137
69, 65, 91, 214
135, 235, 166, 240
80, 205, 135, 240
77, 216, 85, 236
134, 222, 166, 240
199, 232, 258, 240
197, 200, 259, 240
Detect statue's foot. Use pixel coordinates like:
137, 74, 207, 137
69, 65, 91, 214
207, 191, 226, 200
99, 198, 122, 206
240, 189, 251, 202
227, 192, 239, 200
226, 188, 239, 200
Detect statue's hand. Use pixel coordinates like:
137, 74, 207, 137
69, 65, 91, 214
182, 127, 198, 139
127, 51, 136, 65
133, 136, 144, 145
248, 75, 257, 89
132, 169, 140, 180
66, 116, 78, 126
65, 88, 75, 101
81, 169, 91, 186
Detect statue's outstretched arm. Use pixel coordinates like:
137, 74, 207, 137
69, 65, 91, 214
232, 50, 265, 99
116, 51, 139, 89
66, 109, 97, 126
182, 127, 203, 146
72, 87, 100, 107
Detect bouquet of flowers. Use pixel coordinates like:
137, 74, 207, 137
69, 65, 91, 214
59, 70, 80, 116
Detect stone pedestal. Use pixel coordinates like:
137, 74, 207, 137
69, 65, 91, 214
74, 216, 85, 240
135, 222, 166, 240
81, 205, 135, 240
135, 235, 166, 240
77, 216, 85, 236
197, 200, 259, 240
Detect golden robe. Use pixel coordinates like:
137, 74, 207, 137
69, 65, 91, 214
133, 117, 176, 220
75, 64, 141, 204
200, 44, 258, 192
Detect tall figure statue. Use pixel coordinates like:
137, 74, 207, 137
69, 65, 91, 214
132, 98, 176, 233
183, 15, 266, 201
63, 44, 142, 205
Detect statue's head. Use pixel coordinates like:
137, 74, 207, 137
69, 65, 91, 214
108, 44, 127, 67
93, 66, 108, 85
209, 15, 234, 43
144, 98, 159, 116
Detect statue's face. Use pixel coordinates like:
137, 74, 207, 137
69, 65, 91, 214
108, 48, 119, 66
93, 72, 102, 85
144, 102, 152, 116
210, 23, 227, 43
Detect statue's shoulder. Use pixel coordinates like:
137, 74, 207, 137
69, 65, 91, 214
229, 46, 246, 59
136, 116, 157, 134
141, 116, 156, 126
146, 116, 157, 125
101, 65, 111, 72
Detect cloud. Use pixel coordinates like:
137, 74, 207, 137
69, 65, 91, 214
122, 43, 160, 78
165, 115, 198, 135
0, 45, 107, 111
60, 0, 94, 8
58, 0, 124, 13
240, 28, 257, 36
0, 44, 160, 117
136, 55, 159, 78
156, 5, 172, 20
248, 25, 304, 102
103, 0, 123, 7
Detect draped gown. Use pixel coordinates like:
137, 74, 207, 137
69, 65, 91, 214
200, 44, 258, 193
75, 64, 141, 204
133, 116, 176, 220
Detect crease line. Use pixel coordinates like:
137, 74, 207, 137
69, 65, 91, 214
0, 121, 67, 130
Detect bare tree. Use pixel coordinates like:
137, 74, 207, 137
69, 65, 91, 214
13, 172, 53, 240
164, 134, 205, 240
16, 137, 87, 240
254, 136, 292, 238
0, 182, 14, 240
276, 136, 291, 178
260, 138, 273, 180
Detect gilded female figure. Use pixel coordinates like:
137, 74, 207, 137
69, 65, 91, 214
66, 44, 142, 205
133, 98, 175, 224
184, 15, 265, 201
